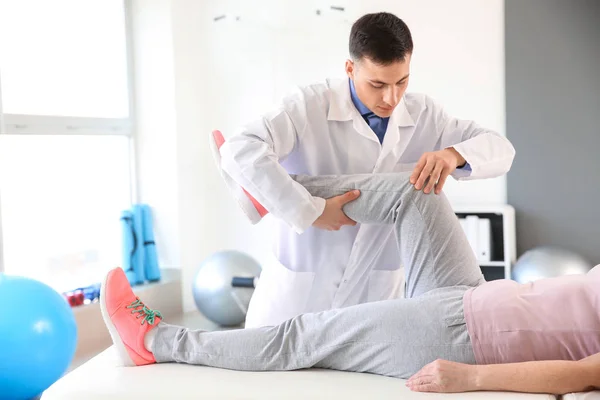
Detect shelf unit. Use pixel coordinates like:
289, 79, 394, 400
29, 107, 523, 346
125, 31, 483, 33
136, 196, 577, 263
453, 205, 516, 281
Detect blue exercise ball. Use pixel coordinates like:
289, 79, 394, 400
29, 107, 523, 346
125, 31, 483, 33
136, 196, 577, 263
512, 246, 593, 284
193, 250, 262, 327
0, 274, 78, 400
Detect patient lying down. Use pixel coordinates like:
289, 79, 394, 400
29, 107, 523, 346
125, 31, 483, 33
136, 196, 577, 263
101, 265, 600, 395
102, 172, 600, 395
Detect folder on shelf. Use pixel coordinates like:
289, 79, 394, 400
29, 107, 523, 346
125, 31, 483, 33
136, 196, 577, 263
465, 215, 480, 259
478, 218, 492, 262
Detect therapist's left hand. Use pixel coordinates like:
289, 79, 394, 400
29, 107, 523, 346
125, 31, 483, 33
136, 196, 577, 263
410, 148, 466, 195
406, 359, 477, 393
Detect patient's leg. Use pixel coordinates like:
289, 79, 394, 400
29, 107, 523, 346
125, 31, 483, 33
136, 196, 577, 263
291, 173, 485, 297
152, 285, 474, 378
101, 259, 475, 378
212, 130, 482, 297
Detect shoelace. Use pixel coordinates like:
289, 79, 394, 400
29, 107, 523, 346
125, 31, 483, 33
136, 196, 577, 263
127, 297, 162, 325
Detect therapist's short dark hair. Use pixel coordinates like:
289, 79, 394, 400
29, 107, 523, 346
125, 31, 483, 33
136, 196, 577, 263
349, 12, 413, 65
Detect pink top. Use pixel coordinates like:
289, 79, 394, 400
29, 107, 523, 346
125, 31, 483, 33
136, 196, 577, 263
463, 265, 600, 365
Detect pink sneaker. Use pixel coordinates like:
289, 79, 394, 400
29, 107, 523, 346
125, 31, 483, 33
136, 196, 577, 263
100, 267, 162, 366
209, 130, 269, 224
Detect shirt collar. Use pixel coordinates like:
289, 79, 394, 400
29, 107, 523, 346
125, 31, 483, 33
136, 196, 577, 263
349, 79, 374, 116
327, 78, 414, 127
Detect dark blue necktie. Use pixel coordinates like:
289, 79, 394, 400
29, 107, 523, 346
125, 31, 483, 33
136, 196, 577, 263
364, 112, 388, 144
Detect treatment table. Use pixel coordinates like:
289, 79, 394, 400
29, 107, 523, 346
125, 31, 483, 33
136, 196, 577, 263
43, 345, 599, 400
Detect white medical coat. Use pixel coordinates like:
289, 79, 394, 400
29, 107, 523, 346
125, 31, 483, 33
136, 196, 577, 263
220, 78, 515, 328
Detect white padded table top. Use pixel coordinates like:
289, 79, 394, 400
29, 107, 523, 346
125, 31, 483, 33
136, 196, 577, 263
43, 347, 558, 400
564, 394, 600, 399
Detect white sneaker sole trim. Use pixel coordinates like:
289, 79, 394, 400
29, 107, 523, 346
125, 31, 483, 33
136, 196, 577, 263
99, 271, 136, 367
209, 133, 262, 224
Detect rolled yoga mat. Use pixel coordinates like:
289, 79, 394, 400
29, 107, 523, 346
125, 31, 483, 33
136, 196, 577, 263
120, 210, 139, 285
131, 205, 146, 285
141, 204, 161, 282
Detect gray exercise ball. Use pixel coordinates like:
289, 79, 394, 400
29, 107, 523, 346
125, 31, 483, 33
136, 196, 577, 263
512, 246, 593, 284
192, 250, 262, 327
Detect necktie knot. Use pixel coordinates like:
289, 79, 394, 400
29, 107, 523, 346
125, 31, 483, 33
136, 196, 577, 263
365, 112, 379, 121
363, 112, 387, 144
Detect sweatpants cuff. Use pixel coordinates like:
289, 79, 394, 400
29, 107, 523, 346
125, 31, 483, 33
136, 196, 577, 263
151, 322, 184, 363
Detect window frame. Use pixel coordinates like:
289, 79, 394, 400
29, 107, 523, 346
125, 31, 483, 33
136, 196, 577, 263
0, 0, 137, 275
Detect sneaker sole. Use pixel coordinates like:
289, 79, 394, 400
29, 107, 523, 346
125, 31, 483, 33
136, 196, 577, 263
99, 271, 136, 367
209, 131, 263, 224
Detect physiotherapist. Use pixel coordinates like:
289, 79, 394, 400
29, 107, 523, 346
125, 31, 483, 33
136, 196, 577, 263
219, 12, 515, 328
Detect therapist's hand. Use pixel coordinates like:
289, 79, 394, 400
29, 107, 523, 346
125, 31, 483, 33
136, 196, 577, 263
313, 190, 360, 231
410, 148, 466, 195
406, 359, 478, 393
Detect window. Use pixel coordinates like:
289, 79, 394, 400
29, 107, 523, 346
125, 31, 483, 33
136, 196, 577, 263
0, 0, 134, 293
0, 0, 130, 118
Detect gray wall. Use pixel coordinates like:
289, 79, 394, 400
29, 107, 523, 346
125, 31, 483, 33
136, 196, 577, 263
506, 0, 600, 265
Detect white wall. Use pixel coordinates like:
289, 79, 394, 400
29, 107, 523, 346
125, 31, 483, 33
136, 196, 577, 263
131, 0, 181, 269
135, 0, 506, 312
169, 0, 279, 312
387, 0, 506, 205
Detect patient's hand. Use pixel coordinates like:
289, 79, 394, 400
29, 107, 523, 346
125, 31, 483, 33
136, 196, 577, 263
406, 359, 477, 393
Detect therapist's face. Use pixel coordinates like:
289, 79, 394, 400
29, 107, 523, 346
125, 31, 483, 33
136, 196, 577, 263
345, 55, 411, 118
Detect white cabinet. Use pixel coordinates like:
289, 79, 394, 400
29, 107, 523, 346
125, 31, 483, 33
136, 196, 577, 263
454, 205, 516, 281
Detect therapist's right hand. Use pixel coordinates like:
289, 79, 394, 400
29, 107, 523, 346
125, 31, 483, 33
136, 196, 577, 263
312, 190, 360, 231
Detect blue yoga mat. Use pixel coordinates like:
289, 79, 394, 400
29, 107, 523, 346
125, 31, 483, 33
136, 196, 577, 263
131, 205, 146, 285
120, 210, 138, 285
141, 204, 161, 282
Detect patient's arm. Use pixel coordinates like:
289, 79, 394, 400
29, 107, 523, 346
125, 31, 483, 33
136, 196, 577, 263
406, 355, 600, 394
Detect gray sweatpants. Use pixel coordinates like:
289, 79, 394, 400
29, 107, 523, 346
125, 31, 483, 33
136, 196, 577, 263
152, 172, 485, 378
